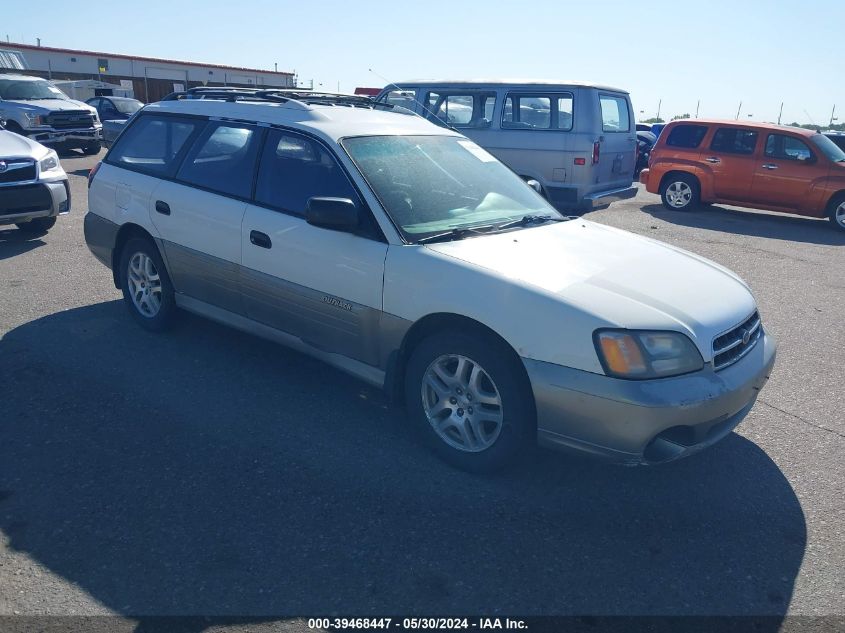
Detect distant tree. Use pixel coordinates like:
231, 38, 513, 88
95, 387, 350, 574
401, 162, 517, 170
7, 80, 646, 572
641, 117, 664, 124
671, 113, 691, 120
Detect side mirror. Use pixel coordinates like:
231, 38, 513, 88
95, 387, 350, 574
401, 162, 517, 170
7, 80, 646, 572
305, 197, 360, 232
526, 179, 542, 194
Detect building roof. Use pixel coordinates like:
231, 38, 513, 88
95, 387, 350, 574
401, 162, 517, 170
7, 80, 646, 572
3, 41, 293, 77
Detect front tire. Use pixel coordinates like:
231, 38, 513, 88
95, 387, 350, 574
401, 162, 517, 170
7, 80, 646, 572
828, 194, 845, 232
660, 174, 700, 210
404, 331, 534, 472
15, 216, 56, 234
119, 237, 177, 332
82, 141, 102, 156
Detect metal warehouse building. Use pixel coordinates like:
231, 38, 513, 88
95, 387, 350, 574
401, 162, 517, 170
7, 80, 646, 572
0, 42, 295, 102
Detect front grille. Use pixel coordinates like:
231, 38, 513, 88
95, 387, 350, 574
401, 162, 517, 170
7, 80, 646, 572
713, 311, 762, 370
0, 184, 52, 215
46, 110, 95, 129
0, 160, 36, 184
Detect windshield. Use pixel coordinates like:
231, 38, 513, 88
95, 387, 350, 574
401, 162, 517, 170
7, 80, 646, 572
0, 79, 68, 101
342, 135, 560, 240
811, 134, 845, 162
113, 98, 143, 114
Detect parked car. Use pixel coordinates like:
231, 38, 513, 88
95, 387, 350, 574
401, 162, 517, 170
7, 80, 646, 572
823, 130, 845, 152
641, 120, 845, 231
0, 117, 70, 233
650, 123, 666, 137
636, 130, 657, 175
376, 80, 638, 211
0, 74, 103, 155
83, 88, 775, 471
85, 96, 143, 122
636, 123, 653, 132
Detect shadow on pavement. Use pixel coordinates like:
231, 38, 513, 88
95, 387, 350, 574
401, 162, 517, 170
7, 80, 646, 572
0, 228, 45, 260
639, 203, 845, 245
0, 301, 806, 628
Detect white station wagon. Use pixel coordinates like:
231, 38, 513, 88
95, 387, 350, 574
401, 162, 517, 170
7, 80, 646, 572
84, 88, 776, 471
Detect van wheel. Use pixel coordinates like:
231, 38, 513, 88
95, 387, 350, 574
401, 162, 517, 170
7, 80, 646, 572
661, 175, 699, 210
119, 237, 177, 332
15, 217, 56, 234
404, 331, 533, 473
828, 194, 845, 232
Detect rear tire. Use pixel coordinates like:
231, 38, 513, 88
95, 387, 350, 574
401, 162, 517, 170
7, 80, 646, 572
828, 194, 845, 232
82, 141, 102, 156
404, 330, 534, 473
119, 237, 177, 332
15, 216, 56, 234
660, 174, 700, 210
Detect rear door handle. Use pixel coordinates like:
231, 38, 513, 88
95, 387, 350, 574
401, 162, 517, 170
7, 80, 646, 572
249, 230, 272, 249
155, 200, 171, 215
762, 163, 778, 170
705, 156, 721, 164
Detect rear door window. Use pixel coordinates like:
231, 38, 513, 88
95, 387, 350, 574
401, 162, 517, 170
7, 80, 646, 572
665, 124, 708, 149
710, 128, 758, 155
107, 114, 203, 176
599, 95, 630, 132
502, 93, 573, 130
176, 122, 263, 199
255, 129, 359, 216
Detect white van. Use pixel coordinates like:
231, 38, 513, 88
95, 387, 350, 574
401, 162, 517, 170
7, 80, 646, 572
377, 80, 638, 210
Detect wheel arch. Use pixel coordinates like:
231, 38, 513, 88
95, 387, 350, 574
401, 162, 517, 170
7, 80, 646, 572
111, 223, 164, 288
658, 169, 701, 195
825, 189, 845, 214
385, 312, 534, 416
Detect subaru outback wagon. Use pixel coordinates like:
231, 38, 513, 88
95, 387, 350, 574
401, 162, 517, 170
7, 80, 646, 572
640, 119, 845, 231
84, 88, 776, 471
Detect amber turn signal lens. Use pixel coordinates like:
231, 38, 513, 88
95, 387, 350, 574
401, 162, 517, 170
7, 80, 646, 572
599, 333, 647, 375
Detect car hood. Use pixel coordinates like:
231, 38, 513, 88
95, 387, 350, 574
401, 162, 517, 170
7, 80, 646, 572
9, 98, 96, 114
424, 219, 757, 358
0, 129, 49, 159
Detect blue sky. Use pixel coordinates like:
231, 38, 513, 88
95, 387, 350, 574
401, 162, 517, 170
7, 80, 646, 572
3, 0, 843, 124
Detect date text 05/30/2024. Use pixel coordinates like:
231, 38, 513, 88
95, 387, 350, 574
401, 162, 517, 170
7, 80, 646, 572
307, 618, 528, 630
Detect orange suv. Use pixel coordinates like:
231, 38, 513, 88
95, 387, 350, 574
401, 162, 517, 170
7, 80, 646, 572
639, 120, 845, 231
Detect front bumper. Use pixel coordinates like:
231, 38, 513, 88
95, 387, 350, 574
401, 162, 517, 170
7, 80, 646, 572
25, 126, 103, 146
0, 180, 70, 225
524, 331, 777, 465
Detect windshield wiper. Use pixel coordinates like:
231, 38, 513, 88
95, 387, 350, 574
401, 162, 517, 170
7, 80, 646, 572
493, 214, 567, 232
415, 224, 497, 244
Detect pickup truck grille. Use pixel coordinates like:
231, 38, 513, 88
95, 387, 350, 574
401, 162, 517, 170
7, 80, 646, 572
713, 311, 762, 370
46, 110, 95, 129
0, 159, 36, 184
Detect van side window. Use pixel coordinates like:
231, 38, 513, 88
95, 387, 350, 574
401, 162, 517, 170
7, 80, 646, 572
665, 124, 708, 149
108, 115, 202, 176
599, 95, 630, 132
425, 92, 496, 129
765, 134, 814, 161
710, 128, 758, 155
176, 122, 263, 199
255, 130, 359, 216
502, 93, 573, 131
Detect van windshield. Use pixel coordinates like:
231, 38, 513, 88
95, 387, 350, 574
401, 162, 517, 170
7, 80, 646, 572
810, 134, 845, 162
342, 135, 561, 241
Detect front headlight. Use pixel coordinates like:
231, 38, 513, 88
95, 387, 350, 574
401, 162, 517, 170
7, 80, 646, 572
39, 150, 60, 173
594, 329, 704, 379
24, 112, 44, 127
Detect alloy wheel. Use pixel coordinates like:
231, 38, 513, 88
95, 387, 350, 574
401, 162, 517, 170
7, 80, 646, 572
127, 252, 162, 317
665, 181, 693, 208
421, 354, 504, 452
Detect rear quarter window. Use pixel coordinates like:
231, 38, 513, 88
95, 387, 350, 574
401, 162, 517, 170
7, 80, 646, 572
599, 95, 630, 132
107, 114, 203, 176
665, 124, 708, 149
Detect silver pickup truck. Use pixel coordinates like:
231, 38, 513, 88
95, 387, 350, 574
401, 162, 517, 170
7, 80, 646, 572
0, 74, 103, 155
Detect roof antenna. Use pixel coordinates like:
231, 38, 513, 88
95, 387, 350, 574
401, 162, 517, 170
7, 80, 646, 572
368, 67, 457, 131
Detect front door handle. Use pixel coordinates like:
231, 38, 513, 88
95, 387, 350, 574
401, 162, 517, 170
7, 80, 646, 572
249, 230, 272, 249
762, 163, 778, 170
705, 156, 721, 164
155, 200, 171, 215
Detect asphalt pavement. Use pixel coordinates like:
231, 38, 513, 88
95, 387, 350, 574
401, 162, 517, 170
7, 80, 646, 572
0, 151, 843, 631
